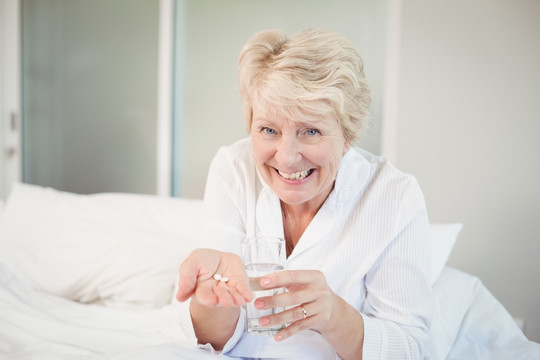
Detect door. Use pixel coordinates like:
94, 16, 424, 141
0, 0, 22, 200
20, 0, 162, 195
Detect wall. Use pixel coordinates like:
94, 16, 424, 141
398, 0, 540, 341
174, 0, 388, 198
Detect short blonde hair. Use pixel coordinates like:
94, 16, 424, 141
238, 28, 371, 143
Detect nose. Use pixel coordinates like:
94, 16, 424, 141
275, 135, 302, 167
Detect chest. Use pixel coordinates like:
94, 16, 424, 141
283, 207, 393, 310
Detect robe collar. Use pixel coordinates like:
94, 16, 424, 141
255, 147, 372, 260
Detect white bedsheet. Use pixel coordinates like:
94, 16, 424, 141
0, 262, 220, 360
428, 267, 540, 360
1, 261, 539, 360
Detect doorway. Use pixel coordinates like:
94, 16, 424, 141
20, 0, 161, 195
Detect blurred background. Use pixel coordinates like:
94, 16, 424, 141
1, 0, 539, 341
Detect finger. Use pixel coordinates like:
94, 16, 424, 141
229, 288, 248, 306
260, 301, 317, 330
198, 278, 250, 307
274, 315, 318, 342
229, 278, 254, 302
213, 281, 237, 307
210, 272, 252, 303
219, 253, 253, 302
255, 287, 315, 309
226, 281, 253, 305
260, 270, 321, 290
272, 304, 320, 342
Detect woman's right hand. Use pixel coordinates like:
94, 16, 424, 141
176, 248, 253, 307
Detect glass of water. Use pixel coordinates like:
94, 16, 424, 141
242, 236, 286, 335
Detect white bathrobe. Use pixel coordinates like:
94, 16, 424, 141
198, 137, 432, 359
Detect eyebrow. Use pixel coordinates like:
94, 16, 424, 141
252, 116, 321, 127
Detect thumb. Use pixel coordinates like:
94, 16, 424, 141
176, 257, 199, 302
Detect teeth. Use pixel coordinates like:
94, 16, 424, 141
278, 169, 311, 180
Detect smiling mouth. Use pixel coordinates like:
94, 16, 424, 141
276, 169, 314, 180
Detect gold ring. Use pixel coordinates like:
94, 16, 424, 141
301, 305, 307, 319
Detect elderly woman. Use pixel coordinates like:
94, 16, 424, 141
177, 29, 432, 359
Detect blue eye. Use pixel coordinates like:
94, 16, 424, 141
262, 127, 276, 135
305, 128, 320, 136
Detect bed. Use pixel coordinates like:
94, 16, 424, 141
0, 182, 538, 359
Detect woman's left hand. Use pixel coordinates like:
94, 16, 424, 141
253, 270, 339, 342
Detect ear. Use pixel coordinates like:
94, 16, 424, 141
344, 140, 351, 154
246, 108, 254, 133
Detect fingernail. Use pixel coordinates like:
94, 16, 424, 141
274, 333, 283, 342
260, 278, 270, 287
254, 299, 264, 309
259, 317, 270, 326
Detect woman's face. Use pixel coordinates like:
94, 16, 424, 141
251, 104, 350, 210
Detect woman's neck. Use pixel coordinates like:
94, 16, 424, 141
281, 201, 321, 257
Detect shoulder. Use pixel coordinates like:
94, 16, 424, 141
358, 148, 419, 186
335, 147, 420, 202
336, 147, 414, 195
349, 147, 410, 179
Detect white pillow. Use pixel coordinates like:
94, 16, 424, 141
430, 223, 463, 284
0, 183, 203, 308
